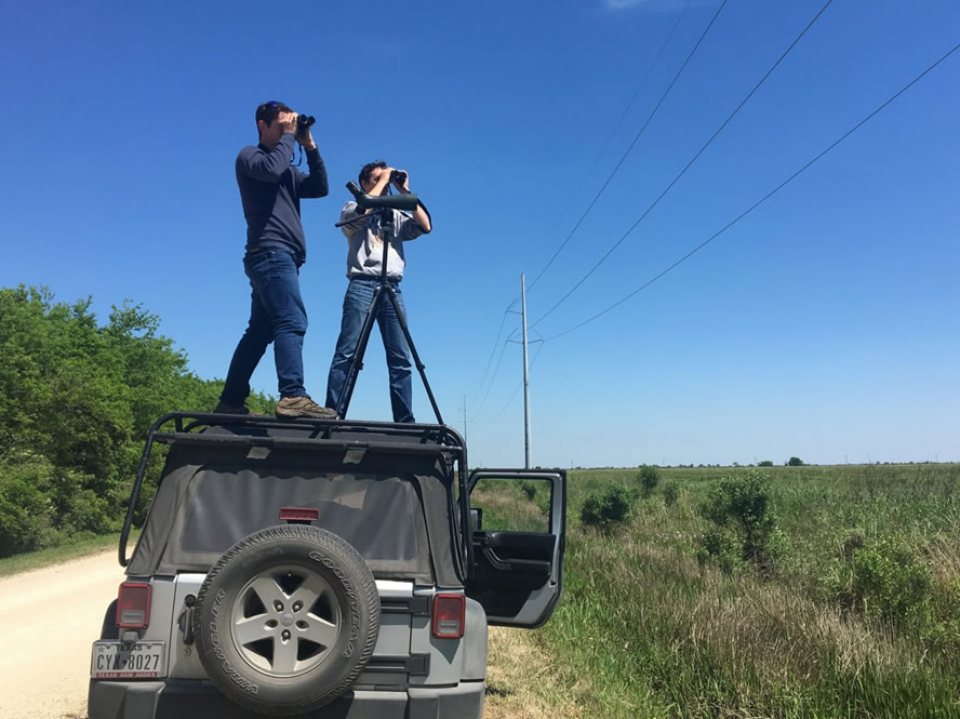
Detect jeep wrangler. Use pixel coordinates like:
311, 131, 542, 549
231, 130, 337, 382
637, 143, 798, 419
88, 412, 566, 718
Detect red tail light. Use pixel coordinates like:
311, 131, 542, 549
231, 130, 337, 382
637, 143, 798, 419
116, 582, 152, 629
432, 593, 465, 639
279, 507, 319, 523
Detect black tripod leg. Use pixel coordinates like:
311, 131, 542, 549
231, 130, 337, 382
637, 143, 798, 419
335, 286, 386, 419
384, 286, 444, 425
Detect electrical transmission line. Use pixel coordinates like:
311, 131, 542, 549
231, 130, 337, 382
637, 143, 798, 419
469, 2, 695, 418
526, 0, 694, 294
525, 0, 729, 295
545, 40, 960, 341
532, 0, 835, 329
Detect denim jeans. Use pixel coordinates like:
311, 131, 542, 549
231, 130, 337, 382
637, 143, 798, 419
221, 249, 308, 404
325, 277, 414, 422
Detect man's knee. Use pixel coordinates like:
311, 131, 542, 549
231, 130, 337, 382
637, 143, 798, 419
274, 313, 307, 336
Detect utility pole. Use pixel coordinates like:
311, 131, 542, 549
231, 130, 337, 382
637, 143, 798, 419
521, 273, 531, 469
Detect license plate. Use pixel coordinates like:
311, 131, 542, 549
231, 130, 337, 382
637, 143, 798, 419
91, 640, 165, 679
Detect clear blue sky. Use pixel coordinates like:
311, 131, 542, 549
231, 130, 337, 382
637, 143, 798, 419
1, 0, 957, 468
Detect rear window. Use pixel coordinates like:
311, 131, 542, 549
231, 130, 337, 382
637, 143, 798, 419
179, 469, 420, 562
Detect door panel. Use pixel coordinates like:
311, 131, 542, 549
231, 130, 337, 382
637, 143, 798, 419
465, 470, 566, 628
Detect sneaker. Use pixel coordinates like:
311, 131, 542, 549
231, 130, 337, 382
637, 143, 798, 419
213, 401, 250, 415
275, 395, 338, 419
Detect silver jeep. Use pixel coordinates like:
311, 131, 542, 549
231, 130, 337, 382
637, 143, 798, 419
88, 412, 566, 718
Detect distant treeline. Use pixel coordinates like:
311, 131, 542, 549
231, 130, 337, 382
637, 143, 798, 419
0, 286, 270, 557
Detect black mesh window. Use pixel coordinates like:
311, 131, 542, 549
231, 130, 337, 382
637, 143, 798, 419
179, 469, 419, 561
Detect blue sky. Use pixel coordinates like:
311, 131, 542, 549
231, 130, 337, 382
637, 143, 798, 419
1, 0, 957, 468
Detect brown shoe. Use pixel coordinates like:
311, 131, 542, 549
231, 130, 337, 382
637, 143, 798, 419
275, 395, 338, 419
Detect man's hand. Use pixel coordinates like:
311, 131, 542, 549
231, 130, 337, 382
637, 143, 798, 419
277, 111, 297, 134
391, 169, 411, 193
296, 127, 317, 150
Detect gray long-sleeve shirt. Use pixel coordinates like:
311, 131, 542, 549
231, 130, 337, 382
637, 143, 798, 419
338, 201, 430, 280
236, 133, 328, 264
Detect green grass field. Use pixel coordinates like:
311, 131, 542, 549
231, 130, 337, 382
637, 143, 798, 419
529, 463, 960, 718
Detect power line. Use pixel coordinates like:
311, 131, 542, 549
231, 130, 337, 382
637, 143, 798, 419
525, 0, 729, 293
532, 0, 834, 328
484, 340, 546, 424
469, 335, 512, 420
526, 0, 693, 293
545, 40, 960, 341
468, 2, 694, 410
468, 302, 516, 411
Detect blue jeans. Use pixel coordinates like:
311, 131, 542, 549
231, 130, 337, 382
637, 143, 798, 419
326, 277, 414, 422
221, 249, 308, 404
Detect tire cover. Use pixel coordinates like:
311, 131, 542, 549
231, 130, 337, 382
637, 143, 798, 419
193, 524, 380, 715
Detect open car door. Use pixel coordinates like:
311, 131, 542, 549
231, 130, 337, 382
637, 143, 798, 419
465, 469, 566, 628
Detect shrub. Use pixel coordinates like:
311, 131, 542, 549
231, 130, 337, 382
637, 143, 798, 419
758, 460, 774, 467
0, 463, 58, 555
787, 456, 804, 466
662, 481, 679, 507
826, 537, 932, 627
638, 465, 659, 497
696, 527, 741, 574
697, 471, 780, 572
581, 485, 634, 532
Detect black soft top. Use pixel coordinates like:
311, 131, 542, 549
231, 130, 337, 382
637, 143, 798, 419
123, 414, 468, 587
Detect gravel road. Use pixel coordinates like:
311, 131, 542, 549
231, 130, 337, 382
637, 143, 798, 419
0, 550, 123, 719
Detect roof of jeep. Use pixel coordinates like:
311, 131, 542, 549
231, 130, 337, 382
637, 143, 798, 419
124, 414, 467, 586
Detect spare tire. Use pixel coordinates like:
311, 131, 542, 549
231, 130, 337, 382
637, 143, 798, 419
193, 524, 380, 716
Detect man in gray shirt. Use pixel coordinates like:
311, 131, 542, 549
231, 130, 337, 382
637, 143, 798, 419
325, 161, 432, 422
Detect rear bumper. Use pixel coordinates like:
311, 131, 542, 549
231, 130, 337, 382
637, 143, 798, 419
88, 679, 485, 719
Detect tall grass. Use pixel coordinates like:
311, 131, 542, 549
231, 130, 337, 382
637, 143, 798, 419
535, 464, 960, 718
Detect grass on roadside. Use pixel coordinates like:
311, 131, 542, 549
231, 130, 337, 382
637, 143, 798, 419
481, 464, 960, 718
0, 531, 135, 578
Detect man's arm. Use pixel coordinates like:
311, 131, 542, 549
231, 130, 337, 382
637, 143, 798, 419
297, 149, 329, 198
339, 202, 365, 239
237, 134, 295, 182
393, 170, 431, 237
295, 126, 329, 198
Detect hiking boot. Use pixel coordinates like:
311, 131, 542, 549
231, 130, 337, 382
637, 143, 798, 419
275, 395, 338, 419
213, 401, 250, 415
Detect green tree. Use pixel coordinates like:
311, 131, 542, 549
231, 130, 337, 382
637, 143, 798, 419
0, 285, 273, 556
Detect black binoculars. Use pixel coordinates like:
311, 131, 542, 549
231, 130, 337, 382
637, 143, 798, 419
390, 170, 407, 184
297, 114, 316, 130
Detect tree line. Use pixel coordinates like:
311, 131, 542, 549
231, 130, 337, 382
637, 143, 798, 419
0, 286, 270, 557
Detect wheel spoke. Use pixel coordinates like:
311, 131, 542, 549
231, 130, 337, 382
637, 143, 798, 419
248, 576, 286, 608
300, 617, 338, 648
233, 615, 273, 646
272, 636, 300, 674
289, 573, 329, 608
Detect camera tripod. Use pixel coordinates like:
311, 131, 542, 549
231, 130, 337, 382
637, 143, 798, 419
332, 182, 443, 424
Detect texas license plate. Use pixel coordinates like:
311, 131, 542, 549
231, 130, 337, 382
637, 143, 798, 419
91, 640, 165, 678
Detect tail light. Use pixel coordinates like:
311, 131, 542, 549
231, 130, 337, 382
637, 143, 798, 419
432, 593, 465, 639
279, 507, 319, 524
116, 582, 152, 629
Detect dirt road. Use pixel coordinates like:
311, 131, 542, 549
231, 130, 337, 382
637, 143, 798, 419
0, 549, 123, 719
